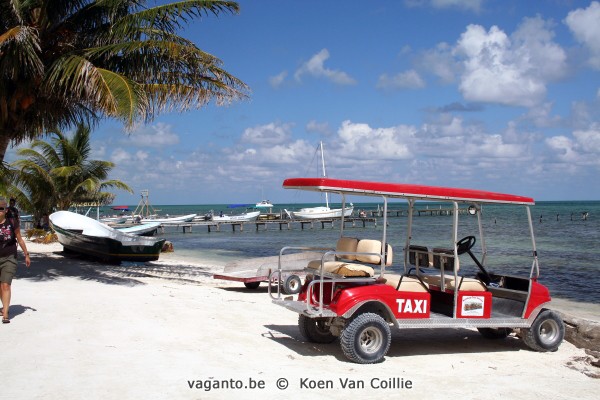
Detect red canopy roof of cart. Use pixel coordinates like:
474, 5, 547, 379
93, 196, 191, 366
282, 178, 534, 205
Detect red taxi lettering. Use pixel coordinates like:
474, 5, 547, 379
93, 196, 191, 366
396, 298, 427, 314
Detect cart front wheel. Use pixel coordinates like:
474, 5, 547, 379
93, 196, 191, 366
283, 275, 302, 295
522, 310, 564, 352
340, 313, 391, 364
298, 315, 336, 343
243, 281, 260, 290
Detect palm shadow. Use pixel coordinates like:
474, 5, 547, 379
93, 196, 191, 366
16, 250, 214, 287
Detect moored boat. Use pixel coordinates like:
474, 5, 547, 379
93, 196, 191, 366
141, 213, 196, 223
255, 200, 274, 208
49, 211, 166, 263
116, 222, 161, 236
285, 204, 354, 220
285, 141, 353, 220
211, 210, 261, 222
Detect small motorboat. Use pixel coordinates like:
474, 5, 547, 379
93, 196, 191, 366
50, 211, 165, 263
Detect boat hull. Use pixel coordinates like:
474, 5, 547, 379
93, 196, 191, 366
50, 211, 165, 263
212, 211, 261, 222
286, 206, 354, 220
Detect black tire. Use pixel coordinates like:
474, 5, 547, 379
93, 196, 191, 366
522, 309, 565, 352
243, 281, 260, 290
340, 313, 391, 364
298, 315, 336, 344
283, 275, 302, 295
477, 327, 513, 339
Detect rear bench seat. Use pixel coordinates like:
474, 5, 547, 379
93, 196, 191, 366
307, 237, 391, 277
306, 238, 429, 293
420, 247, 486, 291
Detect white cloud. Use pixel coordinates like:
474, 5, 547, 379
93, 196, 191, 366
127, 123, 179, 147
376, 70, 426, 90
454, 17, 567, 107
565, 1, 600, 69
545, 124, 600, 166
417, 42, 459, 84
336, 120, 415, 160
404, 0, 483, 12
573, 125, 600, 154
294, 49, 356, 85
431, 0, 482, 12
306, 120, 332, 136
241, 122, 293, 146
545, 135, 578, 162
269, 71, 287, 88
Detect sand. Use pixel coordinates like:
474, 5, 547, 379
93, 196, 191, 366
2, 240, 599, 399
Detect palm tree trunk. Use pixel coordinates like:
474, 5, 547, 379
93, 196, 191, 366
0, 135, 10, 165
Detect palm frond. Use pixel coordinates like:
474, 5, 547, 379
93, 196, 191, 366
45, 55, 149, 126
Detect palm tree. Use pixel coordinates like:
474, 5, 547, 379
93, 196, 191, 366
5, 123, 132, 222
0, 0, 249, 164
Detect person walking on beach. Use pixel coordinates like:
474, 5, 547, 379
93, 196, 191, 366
0, 198, 31, 323
6, 198, 19, 221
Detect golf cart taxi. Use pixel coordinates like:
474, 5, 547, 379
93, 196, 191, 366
269, 178, 565, 364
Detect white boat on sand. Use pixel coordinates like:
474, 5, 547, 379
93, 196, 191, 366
49, 211, 165, 263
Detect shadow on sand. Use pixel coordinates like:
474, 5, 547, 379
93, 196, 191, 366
263, 323, 525, 361
16, 250, 214, 287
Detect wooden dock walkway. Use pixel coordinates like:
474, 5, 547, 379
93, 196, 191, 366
158, 217, 378, 233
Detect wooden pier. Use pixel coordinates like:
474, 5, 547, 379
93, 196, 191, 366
157, 217, 377, 233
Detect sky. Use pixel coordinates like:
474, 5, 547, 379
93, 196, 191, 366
8, 0, 600, 205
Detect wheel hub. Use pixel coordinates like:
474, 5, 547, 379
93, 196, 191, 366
359, 327, 383, 353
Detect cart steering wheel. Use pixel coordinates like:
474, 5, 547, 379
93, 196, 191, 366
456, 235, 492, 285
456, 235, 476, 255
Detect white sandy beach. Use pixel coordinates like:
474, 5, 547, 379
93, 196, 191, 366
2, 240, 599, 399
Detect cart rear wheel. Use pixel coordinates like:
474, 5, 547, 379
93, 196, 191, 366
522, 310, 564, 352
340, 313, 391, 364
298, 315, 336, 343
243, 281, 260, 290
477, 327, 512, 339
283, 275, 302, 295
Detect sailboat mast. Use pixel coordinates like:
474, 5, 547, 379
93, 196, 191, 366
320, 141, 329, 208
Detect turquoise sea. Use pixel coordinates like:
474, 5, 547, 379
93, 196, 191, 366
106, 200, 599, 304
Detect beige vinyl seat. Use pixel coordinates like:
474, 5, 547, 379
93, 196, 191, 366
382, 274, 429, 292
307, 237, 391, 277
420, 247, 487, 292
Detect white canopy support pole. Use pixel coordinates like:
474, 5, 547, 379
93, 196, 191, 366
526, 206, 540, 279
340, 194, 346, 237
404, 199, 415, 274
452, 201, 459, 318
477, 204, 487, 267
381, 196, 388, 276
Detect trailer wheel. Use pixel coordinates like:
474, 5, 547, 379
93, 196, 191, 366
298, 315, 336, 343
522, 310, 564, 352
283, 275, 302, 295
340, 313, 391, 364
477, 327, 512, 339
243, 281, 260, 290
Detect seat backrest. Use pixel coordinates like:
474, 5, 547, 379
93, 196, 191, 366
335, 237, 359, 261
432, 247, 455, 271
408, 245, 429, 267
355, 239, 393, 266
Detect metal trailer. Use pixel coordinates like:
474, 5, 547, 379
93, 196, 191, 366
213, 251, 327, 294
269, 177, 565, 364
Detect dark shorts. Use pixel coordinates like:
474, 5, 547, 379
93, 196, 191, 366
0, 254, 17, 284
